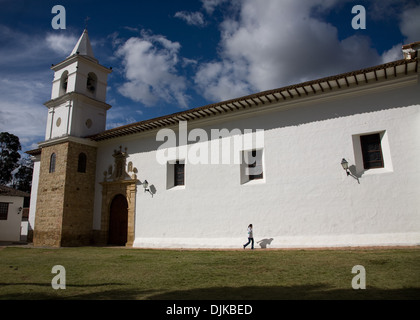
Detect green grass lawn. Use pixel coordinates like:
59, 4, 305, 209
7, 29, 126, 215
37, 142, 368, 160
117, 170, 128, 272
0, 246, 419, 300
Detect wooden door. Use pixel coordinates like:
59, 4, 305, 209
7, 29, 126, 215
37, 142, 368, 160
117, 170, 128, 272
108, 194, 128, 246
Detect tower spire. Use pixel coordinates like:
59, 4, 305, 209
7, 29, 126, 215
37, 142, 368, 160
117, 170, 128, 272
69, 28, 96, 61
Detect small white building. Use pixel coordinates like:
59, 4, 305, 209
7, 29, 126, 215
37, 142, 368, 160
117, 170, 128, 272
0, 185, 30, 242
28, 31, 420, 249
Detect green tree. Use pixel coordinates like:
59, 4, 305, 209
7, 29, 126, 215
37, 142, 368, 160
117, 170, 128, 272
14, 156, 33, 193
0, 132, 21, 185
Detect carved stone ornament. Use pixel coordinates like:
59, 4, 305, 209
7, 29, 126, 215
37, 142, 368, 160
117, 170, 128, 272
104, 146, 138, 182
103, 146, 138, 182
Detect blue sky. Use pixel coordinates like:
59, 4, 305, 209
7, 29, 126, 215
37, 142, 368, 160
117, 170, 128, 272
0, 0, 419, 153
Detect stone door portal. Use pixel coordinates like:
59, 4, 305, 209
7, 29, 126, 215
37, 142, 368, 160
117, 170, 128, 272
97, 147, 138, 247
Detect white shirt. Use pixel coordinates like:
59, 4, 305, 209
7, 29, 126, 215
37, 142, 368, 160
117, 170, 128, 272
247, 227, 253, 238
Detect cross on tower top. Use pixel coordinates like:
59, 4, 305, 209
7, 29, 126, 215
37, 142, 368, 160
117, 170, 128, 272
84, 16, 90, 30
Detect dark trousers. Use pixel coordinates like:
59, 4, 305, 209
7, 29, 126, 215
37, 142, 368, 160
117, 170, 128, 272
244, 237, 254, 249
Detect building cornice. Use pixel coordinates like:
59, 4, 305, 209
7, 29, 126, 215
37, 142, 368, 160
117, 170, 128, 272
44, 92, 112, 111
37, 135, 98, 149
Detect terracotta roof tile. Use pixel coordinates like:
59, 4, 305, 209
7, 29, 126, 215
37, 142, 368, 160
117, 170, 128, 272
0, 185, 30, 197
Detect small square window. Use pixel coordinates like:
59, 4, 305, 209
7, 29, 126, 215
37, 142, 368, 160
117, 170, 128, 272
247, 150, 263, 180
352, 130, 392, 175
360, 133, 384, 170
174, 161, 185, 186
241, 149, 264, 184
167, 160, 185, 189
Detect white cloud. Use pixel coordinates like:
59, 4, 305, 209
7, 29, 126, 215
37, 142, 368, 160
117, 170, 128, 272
0, 77, 47, 149
175, 11, 206, 27
367, 1, 420, 44
0, 26, 80, 151
193, 0, 387, 102
105, 101, 141, 130
0, 26, 79, 68
381, 44, 403, 63
116, 32, 190, 108
400, 4, 420, 43
194, 60, 251, 102
106, 115, 138, 130
201, 0, 229, 14
45, 33, 78, 55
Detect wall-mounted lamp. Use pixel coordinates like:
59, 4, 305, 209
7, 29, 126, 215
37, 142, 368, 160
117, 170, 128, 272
341, 158, 360, 184
143, 180, 149, 192
17, 207, 22, 214
341, 158, 350, 175
143, 180, 153, 197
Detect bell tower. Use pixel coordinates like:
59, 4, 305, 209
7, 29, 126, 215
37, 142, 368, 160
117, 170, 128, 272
45, 29, 112, 140
33, 29, 112, 247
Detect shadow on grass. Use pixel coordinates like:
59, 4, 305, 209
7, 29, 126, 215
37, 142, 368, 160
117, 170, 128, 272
1, 284, 419, 300
0, 282, 124, 287
0, 284, 159, 300
147, 284, 420, 300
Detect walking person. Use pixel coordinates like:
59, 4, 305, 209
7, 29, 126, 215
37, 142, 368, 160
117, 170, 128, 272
243, 224, 254, 249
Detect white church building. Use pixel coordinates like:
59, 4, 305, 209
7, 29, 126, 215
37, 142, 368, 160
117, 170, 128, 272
28, 30, 420, 248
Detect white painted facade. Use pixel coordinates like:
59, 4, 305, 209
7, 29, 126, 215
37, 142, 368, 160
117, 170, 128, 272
0, 194, 24, 242
29, 31, 420, 248
92, 73, 420, 248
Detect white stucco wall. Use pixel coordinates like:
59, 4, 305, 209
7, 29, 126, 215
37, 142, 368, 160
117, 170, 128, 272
45, 101, 69, 140
0, 195, 24, 242
44, 98, 108, 141
70, 100, 107, 138
93, 75, 420, 248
